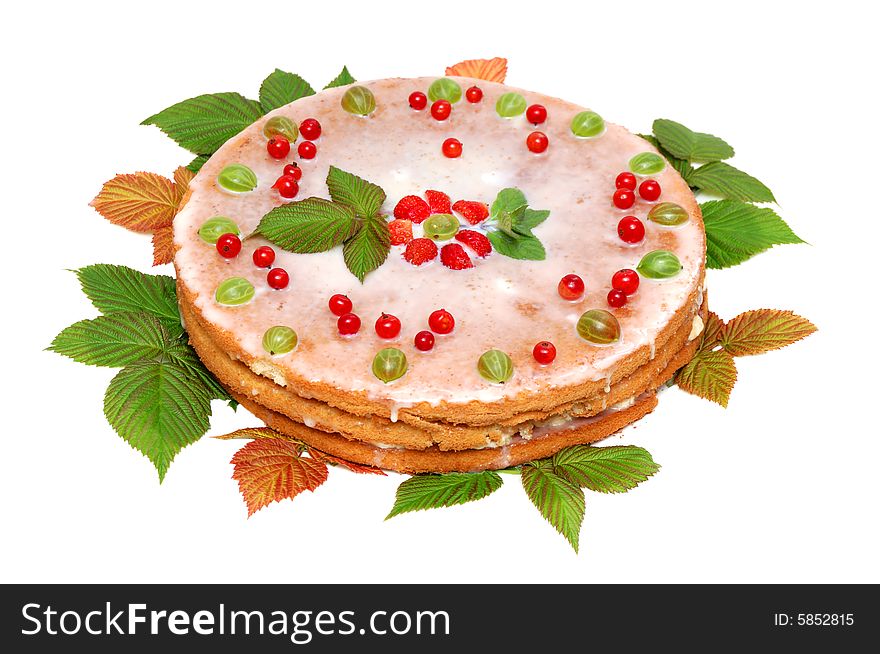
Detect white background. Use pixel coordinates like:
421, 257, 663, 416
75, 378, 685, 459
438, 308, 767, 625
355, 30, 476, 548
2, 0, 878, 584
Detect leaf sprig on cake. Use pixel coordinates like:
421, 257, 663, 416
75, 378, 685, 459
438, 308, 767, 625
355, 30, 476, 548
486, 187, 550, 260
253, 166, 391, 282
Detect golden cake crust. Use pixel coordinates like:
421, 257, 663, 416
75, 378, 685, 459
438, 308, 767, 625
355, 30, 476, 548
227, 326, 701, 474
182, 287, 706, 452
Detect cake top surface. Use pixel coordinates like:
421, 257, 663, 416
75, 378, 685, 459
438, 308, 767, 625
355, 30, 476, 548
173, 76, 705, 408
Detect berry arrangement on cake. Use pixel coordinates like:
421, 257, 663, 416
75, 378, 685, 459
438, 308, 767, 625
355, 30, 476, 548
52, 58, 814, 550
172, 74, 707, 473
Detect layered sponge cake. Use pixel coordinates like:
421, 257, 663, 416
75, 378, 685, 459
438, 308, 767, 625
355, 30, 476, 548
173, 76, 707, 473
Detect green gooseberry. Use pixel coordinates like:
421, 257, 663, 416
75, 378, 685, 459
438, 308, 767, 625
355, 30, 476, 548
577, 310, 621, 345
262, 326, 298, 356
341, 86, 376, 116
372, 348, 408, 383
477, 350, 514, 383
217, 164, 258, 193
215, 277, 255, 306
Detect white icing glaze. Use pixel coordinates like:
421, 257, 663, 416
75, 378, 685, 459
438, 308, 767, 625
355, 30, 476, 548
174, 77, 705, 407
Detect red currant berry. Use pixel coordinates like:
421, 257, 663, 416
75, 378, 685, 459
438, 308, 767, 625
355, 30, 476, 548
526, 104, 547, 125
216, 233, 241, 258
267, 268, 289, 290
558, 274, 585, 301
282, 163, 302, 181
272, 174, 299, 199
607, 289, 627, 308
615, 171, 637, 190
409, 91, 428, 110
465, 86, 483, 103
638, 179, 661, 202
612, 188, 636, 210
533, 341, 557, 365
442, 138, 462, 158
266, 135, 290, 159
298, 140, 317, 159
428, 309, 455, 334
299, 118, 322, 140
414, 330, 435, 352
526, 131, 549, 154
611, 269, 640, 295
375, 313, 401, 339
431, 99, 452, 121
617, 216, 645, 244
337, 312, 361, 336
252, 246, 275, 268
328, 294, 353, 316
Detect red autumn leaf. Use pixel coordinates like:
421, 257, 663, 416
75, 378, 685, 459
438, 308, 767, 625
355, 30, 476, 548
701, 311, 725, 350
151, 226, 175, 266
231, 439, 328, 516
90, 171, 180, 232
308, 447, 386, 476
445, 57, 508, 83
173, 166, 195, 206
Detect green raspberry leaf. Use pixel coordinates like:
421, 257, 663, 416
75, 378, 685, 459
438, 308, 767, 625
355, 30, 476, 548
552, 445, 660, 493
74, 265, 180, 323
259, 69, 316, 113
488, 230, 546, 261
164, 343, 232, 402
386, 471, 503, 519
701, 200, 805, 269
141, 92, 264, 155
104, 360, 212, 481
343, 214, 391, 283
521, 459, 585, 552
326, 166, 386, 219
652, 119, 735, 163
186, 154, 210, 174
48, 312, 177, 368
686, 162, 776, 203
254, 198, 358, 253
324, 65, 356, 89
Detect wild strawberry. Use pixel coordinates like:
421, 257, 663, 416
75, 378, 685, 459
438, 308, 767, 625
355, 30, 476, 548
454, 230, 492, 257
440, 243, 474, 270
403, 238, 438, 266
393, 195, 431, 223
452, 200, 489, 225
388, 219, 413, 245
425, 190, 452, 214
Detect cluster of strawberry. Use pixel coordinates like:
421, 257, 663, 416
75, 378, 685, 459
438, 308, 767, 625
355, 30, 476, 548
388, 190, 492, 270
